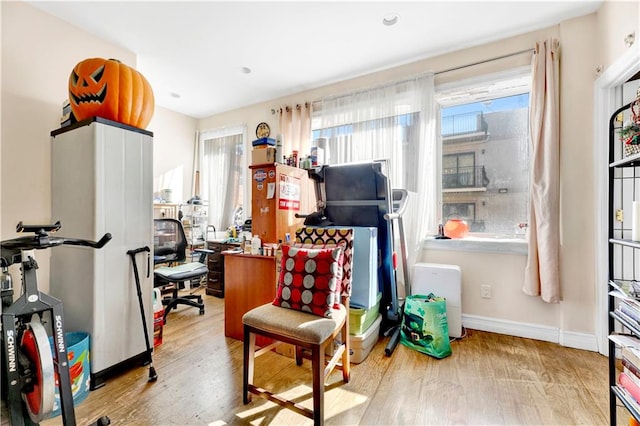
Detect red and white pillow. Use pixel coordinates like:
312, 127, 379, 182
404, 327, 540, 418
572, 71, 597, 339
272, 244, 344, 318
294, 227, 354, 298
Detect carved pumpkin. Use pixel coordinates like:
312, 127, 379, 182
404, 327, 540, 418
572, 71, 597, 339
68, 58, 155, 129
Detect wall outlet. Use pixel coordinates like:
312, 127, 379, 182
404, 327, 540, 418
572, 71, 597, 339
616, 209, 624, 222
481, 284, 492, 299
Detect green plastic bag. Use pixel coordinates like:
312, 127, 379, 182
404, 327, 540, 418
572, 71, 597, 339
400, 293, 452, 359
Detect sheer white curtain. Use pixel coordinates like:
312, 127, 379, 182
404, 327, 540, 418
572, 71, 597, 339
317, 74, 438, 283
199, 125, 246, 232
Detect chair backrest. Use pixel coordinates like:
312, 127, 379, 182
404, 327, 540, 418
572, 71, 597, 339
154, 218, 188, 263
294, 227, 354, 298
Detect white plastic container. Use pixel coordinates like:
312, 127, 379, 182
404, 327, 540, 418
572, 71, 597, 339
350, 314, 382, 364
412, 263, 462, 338
275, 133, 283, 164
251, 235, 262, 255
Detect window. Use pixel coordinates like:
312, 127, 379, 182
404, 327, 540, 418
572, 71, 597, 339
311, 112, 421, 192
443, 152, 480, 189
438, 72, 531, 238
311, 75, 437, 264
199, 126, 246, 232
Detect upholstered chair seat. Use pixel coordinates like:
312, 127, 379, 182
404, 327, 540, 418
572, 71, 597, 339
242, 303, 347, 346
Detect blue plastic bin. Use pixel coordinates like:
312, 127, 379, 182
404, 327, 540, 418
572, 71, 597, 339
48, 331, 90, 418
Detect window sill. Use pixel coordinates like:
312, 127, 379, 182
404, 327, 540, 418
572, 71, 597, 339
422, 235, 528, 256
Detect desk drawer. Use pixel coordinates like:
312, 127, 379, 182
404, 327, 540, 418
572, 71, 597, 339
206, 273, 223, 297
206, 241, 239, 298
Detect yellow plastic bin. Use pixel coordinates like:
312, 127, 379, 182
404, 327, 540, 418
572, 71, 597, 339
349, 292, 381, 335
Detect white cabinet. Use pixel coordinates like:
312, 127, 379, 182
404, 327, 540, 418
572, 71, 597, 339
50, 117, 153, 389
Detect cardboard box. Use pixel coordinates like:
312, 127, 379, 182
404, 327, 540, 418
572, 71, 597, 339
251, 147, 277, 164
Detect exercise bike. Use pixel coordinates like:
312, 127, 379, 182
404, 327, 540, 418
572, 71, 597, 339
1, 221, 111, 426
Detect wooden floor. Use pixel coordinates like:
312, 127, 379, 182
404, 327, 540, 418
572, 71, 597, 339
1, 288, 619, 425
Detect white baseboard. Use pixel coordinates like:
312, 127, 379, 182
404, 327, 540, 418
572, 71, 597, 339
462, 314, 599, 352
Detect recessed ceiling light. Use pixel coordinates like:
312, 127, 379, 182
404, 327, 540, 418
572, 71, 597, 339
169, 92, 181, 99
241, 66, 252, 74
383, 13, 399, 26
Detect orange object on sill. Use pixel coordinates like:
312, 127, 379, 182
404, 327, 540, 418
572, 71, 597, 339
444, 219, 469, 239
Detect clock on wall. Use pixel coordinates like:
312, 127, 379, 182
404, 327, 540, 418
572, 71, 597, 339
256, 122, 270, 139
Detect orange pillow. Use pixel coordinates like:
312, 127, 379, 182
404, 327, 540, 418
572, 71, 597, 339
273, 245, 344, 317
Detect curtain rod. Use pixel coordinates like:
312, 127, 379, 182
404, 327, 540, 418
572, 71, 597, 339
271, 103, 311, 115
309, 47, 534, 107
434, 47, 535, 76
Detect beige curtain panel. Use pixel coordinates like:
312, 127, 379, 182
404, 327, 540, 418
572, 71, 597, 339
277, 103, 312, 162
523, 38, 561, 303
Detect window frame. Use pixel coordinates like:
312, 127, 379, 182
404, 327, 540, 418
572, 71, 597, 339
435, 66, 532, 245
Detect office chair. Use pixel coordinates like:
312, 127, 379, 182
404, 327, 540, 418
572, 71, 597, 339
153, 218, 213, 322
242, 227, 354, 425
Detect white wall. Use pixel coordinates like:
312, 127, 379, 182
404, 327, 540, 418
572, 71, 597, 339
0, 2, 196, 292
1, 1, 135, 237
596, 0, 640, 70
148, 107, 197, 204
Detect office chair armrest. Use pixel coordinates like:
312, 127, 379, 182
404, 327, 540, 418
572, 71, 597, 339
194, 248, 215, 254
154, 254, 180, 265
193, 248, 215, 264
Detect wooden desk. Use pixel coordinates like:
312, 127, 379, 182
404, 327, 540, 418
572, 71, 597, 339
223, 252, 276, 342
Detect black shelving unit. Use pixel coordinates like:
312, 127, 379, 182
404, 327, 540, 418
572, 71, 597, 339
608, 100, 640, 426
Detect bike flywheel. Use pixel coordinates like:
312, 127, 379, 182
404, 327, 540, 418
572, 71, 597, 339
20, 316, 55, 422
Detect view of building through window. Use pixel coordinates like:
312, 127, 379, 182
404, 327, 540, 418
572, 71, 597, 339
440, 92, 530, 237
310, 73, 531, 240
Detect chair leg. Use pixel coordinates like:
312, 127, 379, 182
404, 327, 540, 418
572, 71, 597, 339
342, 335, 350, 383
311, 346, 324, 426
295, 345, 303, 366
243, 327, 256, 404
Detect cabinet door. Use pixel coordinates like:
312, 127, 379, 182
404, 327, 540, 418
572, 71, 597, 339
249, 163, 315, 244
223, 254, 276, 342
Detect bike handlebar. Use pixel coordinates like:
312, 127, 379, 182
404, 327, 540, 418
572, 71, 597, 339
1, 233, 112, 251
1, 222, 112, 267
56, 233, 113, 249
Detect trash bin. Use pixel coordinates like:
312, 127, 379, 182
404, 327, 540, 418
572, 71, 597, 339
153, 288, 164, 347
48, 331, 90, 418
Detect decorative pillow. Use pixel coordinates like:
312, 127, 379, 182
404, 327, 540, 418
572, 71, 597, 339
291, 242, 343, 305
273, 244, 344, 318
295, 227, 354, 298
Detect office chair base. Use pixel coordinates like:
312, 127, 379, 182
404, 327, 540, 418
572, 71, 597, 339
162, 294, 205, 322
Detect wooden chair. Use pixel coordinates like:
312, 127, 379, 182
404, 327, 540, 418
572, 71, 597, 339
242, 227, 354, 425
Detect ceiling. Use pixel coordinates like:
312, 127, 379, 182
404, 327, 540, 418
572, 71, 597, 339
28, 1, 603, 119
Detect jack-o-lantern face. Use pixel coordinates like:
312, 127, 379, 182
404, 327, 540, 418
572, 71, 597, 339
68, 58, 154, 129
